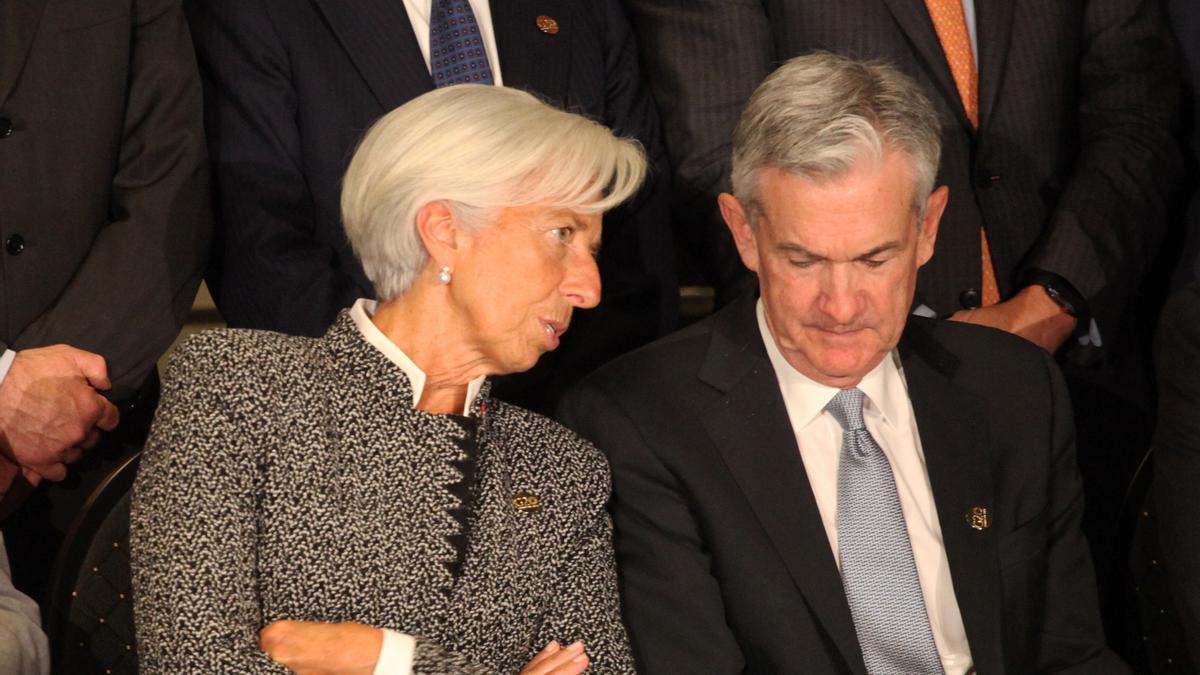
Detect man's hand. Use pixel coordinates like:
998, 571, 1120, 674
950, 285, 1078, 353
520, 641, 589, 675
0, 345, 120, 480
259, 620, 382, 675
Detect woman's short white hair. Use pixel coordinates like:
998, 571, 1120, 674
341, 85, 648, 300
730, 52, 942, 224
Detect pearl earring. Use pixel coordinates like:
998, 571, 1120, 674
437, 266, 452, 285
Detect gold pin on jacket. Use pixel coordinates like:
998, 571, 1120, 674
965, 506, 990, 531
536, 15, 559, 34
513, 491, 542, 512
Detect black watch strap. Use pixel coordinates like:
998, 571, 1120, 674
1025, 271, 1086, 319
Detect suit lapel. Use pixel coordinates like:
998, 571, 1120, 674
879, 0, 975, 133
973, 0, 1015, 133
699, 298, 866, 673
0, 0, 48, 107
491, 0, 570, 105
310, 0, 432, 111
899, 322, 1004, 674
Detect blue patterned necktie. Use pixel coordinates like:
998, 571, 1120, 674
827, 388, 945, 675
429, 0, 495, 87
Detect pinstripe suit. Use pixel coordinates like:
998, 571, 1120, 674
629, 0, 1180, 344
0, 0, 210, 604
186, 0, 676, 411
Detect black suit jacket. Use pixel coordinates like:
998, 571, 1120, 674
628, 0, 1179, 343
560, 295, 1126, 674
187, 0, 676, 408
0, 0, 210, 399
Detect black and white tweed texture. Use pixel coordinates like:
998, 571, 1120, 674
130, 311, 634, 673
829, 388, 943, 675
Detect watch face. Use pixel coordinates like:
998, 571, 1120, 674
1042, 284, 1076, 317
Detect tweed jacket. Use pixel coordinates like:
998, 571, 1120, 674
130, 311, 634, 673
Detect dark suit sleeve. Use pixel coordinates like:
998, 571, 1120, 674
543, 0, 678, 387
1021, 0, 1181, 331
559, 384, 747, 674
622, 0, 770, 300
11, 0, 210, 399
185, 0, 363, 337
1037, 350, 1130, 673
594, 0, 677, 336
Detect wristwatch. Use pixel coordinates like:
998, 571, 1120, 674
1026, 272, 1085, 319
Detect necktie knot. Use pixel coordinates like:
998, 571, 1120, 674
826, 388, 866, 432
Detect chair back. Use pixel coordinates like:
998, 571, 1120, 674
1112, 448, 1196, 673
44, 452, 140, 675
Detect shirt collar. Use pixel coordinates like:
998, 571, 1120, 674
755, 298, 907, 430
349, 298, 485, 415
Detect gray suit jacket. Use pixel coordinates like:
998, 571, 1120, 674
0, 0, 210, 399
0, 536, 46, 675
629, 0, 1180, 346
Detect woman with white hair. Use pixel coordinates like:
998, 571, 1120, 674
130, 85, 645, 674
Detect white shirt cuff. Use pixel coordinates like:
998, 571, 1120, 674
0, 350, 15, 387
372, 629, 415, 675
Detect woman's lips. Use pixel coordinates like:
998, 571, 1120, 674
542, 319, 567, 349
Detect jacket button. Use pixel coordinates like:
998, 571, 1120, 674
5, 234, 24, 256
0, 117, 12, 138
959, 288, 981, 309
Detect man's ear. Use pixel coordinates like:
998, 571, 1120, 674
916, 185, 948, 267
415, 201, 461, 270
718, 193, 760, 273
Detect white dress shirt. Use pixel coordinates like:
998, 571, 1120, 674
349, 299, 484, 415
350, 298, 486, 674
962, 0, 978, 62
0, 351, 14, 387
399, 0, 504, 85
756, 300, 974, 674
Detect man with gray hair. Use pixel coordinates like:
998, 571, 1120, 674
561, 53, 1123, 674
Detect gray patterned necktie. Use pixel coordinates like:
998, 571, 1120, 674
827, 388, 944, 675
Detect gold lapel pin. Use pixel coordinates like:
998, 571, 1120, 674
536, 15, 560, 35
512, 491, 542, 512
965, 506, 990, 531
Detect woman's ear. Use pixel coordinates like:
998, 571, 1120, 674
415, 201, 461, 267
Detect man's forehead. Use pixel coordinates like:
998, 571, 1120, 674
773, 238, 906, 260
755, 162, 919, 241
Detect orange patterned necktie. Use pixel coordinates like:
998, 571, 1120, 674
924, 0, 1001, 307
